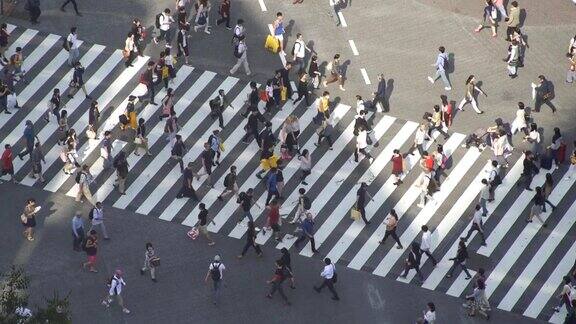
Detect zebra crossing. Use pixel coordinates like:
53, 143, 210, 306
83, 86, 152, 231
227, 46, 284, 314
1, 25, 576, 323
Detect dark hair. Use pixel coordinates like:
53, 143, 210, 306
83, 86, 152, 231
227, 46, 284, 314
427, 302, 435, 312
146, 242, 153, 249
237, 19, 244, 24
440, 95, 448, 105
324, 258, 331, 265
518, 102, 524, 109
299, 188, 306, 194
438, 46, 445, 53
139, 118, 145, 125
71, 27, 77, 33
421, 225, 429, 232
511, 1, 518, 7
276, 11, 282, 17
199, 203, 206, 209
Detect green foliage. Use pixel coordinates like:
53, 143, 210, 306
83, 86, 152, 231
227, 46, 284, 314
32, 291, 72, 324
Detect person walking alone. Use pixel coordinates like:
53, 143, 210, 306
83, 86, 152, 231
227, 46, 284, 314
457, 75, 486, 114
176, 162, 199, 200
102, 269, 130, 314
427, 46, 451, 91
294, 212, 317, 253
82, 230, 98, 273
400, 242, 424, 281
67, 61, 91, 100
140, 242, 159, 282
195, 203, 216, 245
72, 211, 85, 251
205, 255, 225, 305
379, 209, 403, 249
355, 182, 374, 225
446, 239, 472, 279
313, 258, 339, 300
66, 27, 81, 67
461, 204, 487, 246
60, 0, 81, 16
266, 260, 291, 305
89, 202, 109, 240
113, 151, 129, 195
230, 35, 251, 76
238, 221, 263, 259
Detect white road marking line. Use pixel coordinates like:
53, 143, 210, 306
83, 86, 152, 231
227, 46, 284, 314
348, 40, 359, 56
93, 67, 194, 202
421, 156, 524, 290
338, 12, 348, 27
297, 116, 397, 256
486, 171, 576, 306
137, 77, 238, 216
5, 28, 37, 59
360, 68, 371, 85
446, 270, 477, 297
113, 71, 217, 209
372, 134, 470, 277
43, 55, 149, 192
324, 122, 418, 263
258, 0, 267, 11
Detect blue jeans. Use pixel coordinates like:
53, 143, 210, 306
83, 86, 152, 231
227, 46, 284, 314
242, 210, 253, 223
479, 198, 488, 215
212, 280, 221, 305
433, 69, 451, 88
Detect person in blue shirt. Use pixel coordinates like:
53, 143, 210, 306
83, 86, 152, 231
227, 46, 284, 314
266, 167, 279, 205
294, 213, 317, 253
18, 120, 37, 160
427, 46, 452, 91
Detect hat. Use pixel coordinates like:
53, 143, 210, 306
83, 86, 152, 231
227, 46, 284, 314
214, 255, 221, 262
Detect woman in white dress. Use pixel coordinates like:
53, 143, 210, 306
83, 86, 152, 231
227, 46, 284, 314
510, 101, 527, 135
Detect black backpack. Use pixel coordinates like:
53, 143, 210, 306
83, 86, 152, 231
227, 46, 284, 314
75, 171, 83, 184
88, 208, 94, 220
62, 38, 71, 51
210, 262, 221, 281
223, 173, 233, 187
155, 13, 162, 29
233, 44, 242, 58
491, 170, 503, 186
302, 196, 311, 210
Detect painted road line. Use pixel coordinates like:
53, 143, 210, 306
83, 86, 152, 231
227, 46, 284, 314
346, 131, 443, 270
43, 56, 149, 192
207, 97, 303, 233
65, 140, 127, 198
483, 171, 576, 303
5, 28, 37, 59
157, 82, 253, 220
421, 156, 524, 290
93, 67, 194, 202
360, 68, 371, 85
0, 35, 64, 130
17, 47, 115, 184
258, 0, 267, 11
477, 168, 551, 257
297, 116, 397, 256
180, 90, 267, 227
399, 161, 492, 283
113, 71, 217, 209
324, 122, 418, 263
348, 40, 359, 56
234, 103, 350, 240
338, 12, 348, 27
523, 239, 576, 319
137, 77, 238, 216
372, 134, 470, 278
446, 270, 478, 297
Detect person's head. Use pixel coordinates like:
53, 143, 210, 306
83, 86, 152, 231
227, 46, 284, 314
301, 149, 309, 157
199, 203, 206, 210
466, 75, 475, 84
237, 19, 244, 25
26, 198, 36, 205
115, 269, 123, 277
324, 258, 332, 265
247, 221, 255, 229
437, 144, 443, 153
564, 275, 571, 284
378, 74, 384, 81
4, 144, 10, 150
554, 127, 561, 137
538, 75, 546, 83
146, 242, 153, 251
511, 1, 518, 7
421, 225, 429, 232
82, 164, 90, 171
95, 201, 102, 209
390, 209, 398, 218
25, 120, 33, 127
0, 23, 6, 29
518, 102, 524, 110
438, 46, 445, 53
176, 134, 182, 142
323, 91, 330, 98
270, 199, 278, 207
133, 18, 141, 26
535, 186, 542, 195
422, 151, 429, 157
285, 62, 292, 70
475, 204, 481, 211
214, 254, 221, 262
187, 162, 194, 169
70, 27, 77, 34
60, 109, 68, 119
393, 149, 400, 155
356, 95, 362, 101
333, 54, 340, 60
440, 95, 448, 105
411, 241, 420, 251
75, 211, 82, 218
138, 118, 145, 126
250, 81, 257, 90
298, 188, 306, 196
427, 302, 436, 312
296, 33, 303, 40
164, 8, 171, 14
265, 121, 272, 128
104, 130, 111, 138
546, 173, 553, 183
311, 55, 317, 62
127, 32, 134, 39
530, 123, 537, 132
270, 167, 277, 174
247, 188, 254, 195
34, 141, 40, 148
204, 142, 210, 150
276, 12, 283, 19
511, 39, 518, 46
491, 160, 498, 168
481, 179, 488, 185
89, 229, 97, 236
281, 247, 288, 255
459, 238, 467, 249
433, 104, 440, 112
230, 165, 237, 173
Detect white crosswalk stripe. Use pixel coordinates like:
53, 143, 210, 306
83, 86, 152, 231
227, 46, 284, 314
3, 26, 576, 322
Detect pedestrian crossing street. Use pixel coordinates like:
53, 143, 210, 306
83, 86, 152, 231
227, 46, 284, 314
1, 25, 576, 322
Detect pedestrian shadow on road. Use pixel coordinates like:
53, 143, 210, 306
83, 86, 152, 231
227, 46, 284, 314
341, 60, 351, 77
284, 20, 296, 45
519, 8, 527, 28
305, 40, 317, 68
383, 78, 394, 113
446, 52, 455, 75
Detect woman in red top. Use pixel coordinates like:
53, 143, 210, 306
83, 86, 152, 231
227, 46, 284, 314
440, 95, 452, 127
1, 144, 17, 183
391, 149, 404, 186
265, 199, 282, 242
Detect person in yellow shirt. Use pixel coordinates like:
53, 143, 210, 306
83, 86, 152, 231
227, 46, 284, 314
317, 91, 330, 120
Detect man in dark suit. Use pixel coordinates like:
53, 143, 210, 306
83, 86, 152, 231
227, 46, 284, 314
371, 74, 387, 112
399, 242, 424, 281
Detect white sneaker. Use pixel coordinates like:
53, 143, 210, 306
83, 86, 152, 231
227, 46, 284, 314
444, 87, 452, 91
417, 203, 425, 208
122, 308, 131, 314
427, 76, 434, 84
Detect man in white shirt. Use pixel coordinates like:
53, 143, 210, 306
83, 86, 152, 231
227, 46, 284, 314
461, 204, 487, 246
154, 8, 175, 47
292, 33, 311, 74
408, 123, 431, 156
89, 201, 109, 239
486, 160, 501, 201
232, 19, 245, 46
66, 27, 80, 66
230, 35, 251, 76
313, 258, 339, 300
102, 269, 130, 314
205, 255, 226, 305
420, 225, 437, 266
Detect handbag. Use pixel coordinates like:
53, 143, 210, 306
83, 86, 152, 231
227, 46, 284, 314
86, 128, 96, 139
350, 207, 361, 221
134, 137, 143, 145
149, 256, 161, 267
490, 7, 498, 20
187, 227, 199, 240
280, 87, 287, 101
20, 214, 27, 223
68, 80, 78, 88
122, 49, 130, 59
219, 143, 225, 152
